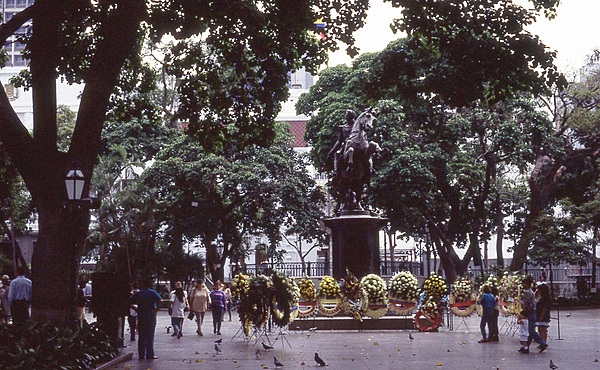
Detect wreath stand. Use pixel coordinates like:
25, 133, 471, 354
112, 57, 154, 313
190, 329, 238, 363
231, 323, 250, 342
500, 314, 518, 336
252, 322, 273, 347
273, 326, 292, 349
448, 298, 476, 332
452, 314, 471, 332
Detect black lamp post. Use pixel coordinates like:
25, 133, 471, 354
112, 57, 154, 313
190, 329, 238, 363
216, 245, 224, 281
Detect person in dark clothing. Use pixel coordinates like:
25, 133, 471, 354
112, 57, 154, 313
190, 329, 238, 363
209, 281, 227, 335
130, 277, 162, 360
478, 284, 495, 343
535, 283, 551, 342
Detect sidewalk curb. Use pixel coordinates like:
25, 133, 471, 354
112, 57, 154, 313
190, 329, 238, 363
93, 351, 133, 370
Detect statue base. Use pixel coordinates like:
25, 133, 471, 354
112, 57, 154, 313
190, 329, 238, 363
322, 212, 388, 280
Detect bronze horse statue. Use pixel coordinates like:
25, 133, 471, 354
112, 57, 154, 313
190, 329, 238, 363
335, 109, 380, 213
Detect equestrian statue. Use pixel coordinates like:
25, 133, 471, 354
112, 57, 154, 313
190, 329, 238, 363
327, 108, 381, 214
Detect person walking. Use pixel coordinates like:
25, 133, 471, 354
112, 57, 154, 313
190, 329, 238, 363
223, 282, 232, 322
535, 282, 552, 342
489, 285, 500, 341
189, 281, 211, 336
520, 276, 548, 353
0, 275, 10, 324
517, 310, 530, 353
128, 282, 139, 341
209, 281, 227, 335
131, 277, 162, 360
8, 266, 32, 325
478, 284, 495, 343
169, 283, 188, 339
75, 279, 88, 323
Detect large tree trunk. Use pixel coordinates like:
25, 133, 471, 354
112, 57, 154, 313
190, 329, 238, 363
0, 1, 146, 325
510, 155, 564, 271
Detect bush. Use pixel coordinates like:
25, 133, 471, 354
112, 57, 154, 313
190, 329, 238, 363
0, 321, 118, 369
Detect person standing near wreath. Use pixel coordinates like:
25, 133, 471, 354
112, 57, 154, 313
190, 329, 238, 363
209, 281, 227, 335
477, 284, 495, 343
535, 282, 551, 342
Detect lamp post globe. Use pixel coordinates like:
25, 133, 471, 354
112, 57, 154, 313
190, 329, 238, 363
65, 168, 86, 201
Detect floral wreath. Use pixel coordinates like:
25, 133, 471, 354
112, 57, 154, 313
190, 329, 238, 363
498, 272, 524, 316
361, 274, 388, 319
296, 276, 317, 318
340, 272, 368, 321
232, 272, 250, 300
270, 271, 300, 327
414, 297, 442, 332
238, 275, 273, 336
317, 275, 342, 317
449, 276, 476, 317
388, 271, 419, 315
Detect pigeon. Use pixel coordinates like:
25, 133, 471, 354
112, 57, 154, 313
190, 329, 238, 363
262, 341, 274, 351
214, 338, 222, 344
409, 332, 414, 340
315, 352, 326, 366
308, 326, 318, 332
549, 359, 558, 369
165, 325, 172, 334
274, 357, 284, 368
566, 313, 571, 317
255, 349, 261, 360
214, 344, 221, 355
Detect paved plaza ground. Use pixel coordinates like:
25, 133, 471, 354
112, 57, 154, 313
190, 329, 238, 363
105, 307, 600, 370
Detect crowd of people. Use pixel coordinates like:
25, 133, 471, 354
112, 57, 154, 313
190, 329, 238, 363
127, 278, 234, 360
478, 275, 551, 354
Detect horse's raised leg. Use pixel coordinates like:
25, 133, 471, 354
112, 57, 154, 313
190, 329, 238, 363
345, 147, 354, 172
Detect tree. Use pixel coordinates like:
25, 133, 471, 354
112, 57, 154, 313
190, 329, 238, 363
0, 0, 370, 325
301, 31, 559, 282
510, 62, 600, 270
387, 0, 565, 108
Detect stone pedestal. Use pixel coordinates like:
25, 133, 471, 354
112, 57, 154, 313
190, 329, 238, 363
322, 211, 388, 279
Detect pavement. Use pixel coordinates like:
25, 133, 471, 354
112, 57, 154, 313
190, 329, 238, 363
104, 307, 600, 370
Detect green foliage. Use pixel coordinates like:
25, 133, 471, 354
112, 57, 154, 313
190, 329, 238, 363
525, 210, 590, 266
385, 0, 566, 107
0, 321, 118, 370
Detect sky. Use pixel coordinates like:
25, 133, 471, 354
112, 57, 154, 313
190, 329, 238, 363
327, 0, 600, 75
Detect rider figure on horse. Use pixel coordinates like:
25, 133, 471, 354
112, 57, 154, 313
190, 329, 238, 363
327, 108, 381, 213
327, 109, 356, 174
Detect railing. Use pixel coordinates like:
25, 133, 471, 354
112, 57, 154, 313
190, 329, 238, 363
238, 262, 327, 278
240, 261, 600, 288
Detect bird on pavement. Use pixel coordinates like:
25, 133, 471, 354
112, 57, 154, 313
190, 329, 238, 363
214, 338, 222, 344
214, 344, 221, 355
549, 359, 558, 369
262, 342, 274, 351
315, 352, 326, 366
566, 313, 571, 317
274, 357, 284, 368
308, 326, 318, 332
255, 349, 261, 360
409, 332, 414, 340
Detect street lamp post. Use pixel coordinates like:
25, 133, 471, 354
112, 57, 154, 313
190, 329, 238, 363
216, 245, 224, 281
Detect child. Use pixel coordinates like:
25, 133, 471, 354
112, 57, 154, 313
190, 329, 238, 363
517, 310, 530, 353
